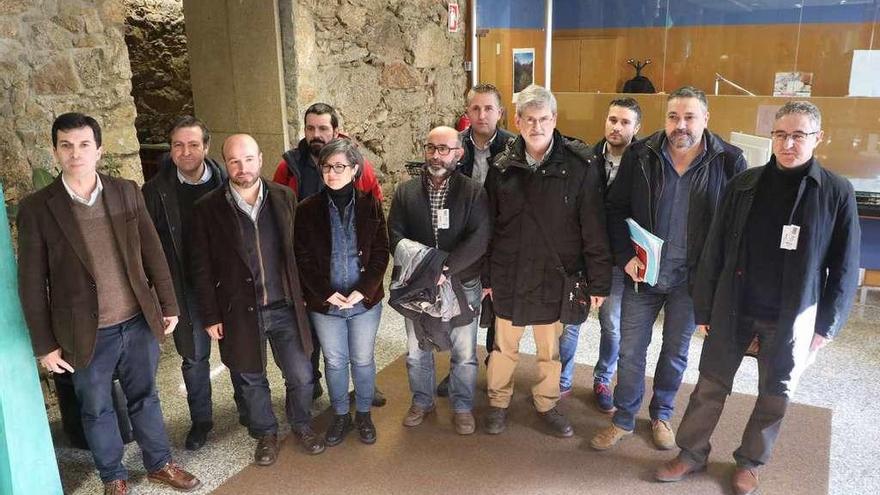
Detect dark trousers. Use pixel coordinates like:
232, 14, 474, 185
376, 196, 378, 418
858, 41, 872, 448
70, 314, 172, 483
677, 316, 791, 468
180, 294, 248, 425
239, 305, 314, 438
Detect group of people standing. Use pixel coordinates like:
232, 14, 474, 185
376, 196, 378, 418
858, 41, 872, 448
16, 81, 859, 495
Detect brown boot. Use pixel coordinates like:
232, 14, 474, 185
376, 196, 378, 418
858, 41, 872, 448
655, 454, 706, 482
103, 479, 127, 495
147, 461, 201, 491
254, 434, 279, 466
402, 403, 435, 427
732, 467, 759, 495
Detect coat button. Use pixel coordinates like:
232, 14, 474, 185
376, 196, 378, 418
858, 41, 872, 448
246, 277, 253, 283
358, 250, 363, 256
247, 306, 254, 312
360, 267, 366, 272
562, 169, 567, 175
91, 312, 97, 319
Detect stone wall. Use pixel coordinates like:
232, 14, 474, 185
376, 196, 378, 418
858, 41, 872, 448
281, 0, 468, 194
123, 0, 193, 144
0, 0, 142, 208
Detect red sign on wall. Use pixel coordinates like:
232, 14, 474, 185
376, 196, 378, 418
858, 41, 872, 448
448, 2, 460, 33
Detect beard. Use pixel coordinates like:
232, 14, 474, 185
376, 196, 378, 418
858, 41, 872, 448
426, 159, 455, 178
231, 174, 259, 189
668, 129, 698, 149
308, 138, 326, 156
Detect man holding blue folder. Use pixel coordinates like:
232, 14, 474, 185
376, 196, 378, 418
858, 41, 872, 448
591, 87, 746, 452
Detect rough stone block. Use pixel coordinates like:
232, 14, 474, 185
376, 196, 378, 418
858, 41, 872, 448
412, 26, 453, 68
380, 61, 422, 89
31, 54, 81, 94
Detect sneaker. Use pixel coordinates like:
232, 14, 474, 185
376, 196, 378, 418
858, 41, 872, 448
483, 406, 507, 435
436, 375, 450, 397
147, 461, 202, 491
590, 423, 632, 451
651, 419, 676, 450
354, 411, 377, 444
325, 413, 352, 447
538, 407, 574, 438
452, 411, 476, 435
732, 467, 759, 495
655, 455, 706, 482
402, 403, 435, 427
559, 385, 573, 399
593, 382, 615, 413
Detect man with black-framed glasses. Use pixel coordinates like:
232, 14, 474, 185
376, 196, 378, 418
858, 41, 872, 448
655, 101, 860, 495
387, 125, 490, 435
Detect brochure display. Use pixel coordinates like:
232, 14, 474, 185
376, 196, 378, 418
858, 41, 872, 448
626, 218, 663, 286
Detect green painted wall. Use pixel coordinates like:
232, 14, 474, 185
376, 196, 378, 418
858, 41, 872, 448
0, 185, 63, 494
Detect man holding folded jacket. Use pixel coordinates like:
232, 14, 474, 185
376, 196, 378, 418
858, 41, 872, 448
592, 86, 746, 452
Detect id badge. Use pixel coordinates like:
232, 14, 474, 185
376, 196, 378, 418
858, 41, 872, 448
437, 209, 450, 229
780, 225, 800, 250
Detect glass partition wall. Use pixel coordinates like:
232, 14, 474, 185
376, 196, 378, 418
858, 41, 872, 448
475, 0, 880, 182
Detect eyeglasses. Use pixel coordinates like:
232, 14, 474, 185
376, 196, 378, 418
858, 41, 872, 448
770, 131, 819, 143
423, 144, 460, 156
521, 116, 554, 128
320, 162, 353, 174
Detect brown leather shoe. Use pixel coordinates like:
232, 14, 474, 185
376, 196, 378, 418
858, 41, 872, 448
655, 455, 707, 482
147, 461, 201, 491
103, 479, 127, 495
294, 426, 326, 455
402, 403, 435, 427
254, 434, 279, 466
452, 411, 476, 435
732, 467, 759, 495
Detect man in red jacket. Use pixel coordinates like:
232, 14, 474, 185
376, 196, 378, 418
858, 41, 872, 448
274, 102, 386, 406
273, 102, 383, 201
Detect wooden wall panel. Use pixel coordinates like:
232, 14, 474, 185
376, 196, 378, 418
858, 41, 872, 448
477, 28, 547, 129
555, 92, 880, 179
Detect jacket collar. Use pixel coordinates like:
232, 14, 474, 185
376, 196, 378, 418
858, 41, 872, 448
496, 129, 564, 171
152, 153, 226, 191
645, 128, 725, 158
46, 173, 128, 277
736, 156, 823, 192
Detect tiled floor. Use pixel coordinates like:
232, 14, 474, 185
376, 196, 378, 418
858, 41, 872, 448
52, 291, 880, 494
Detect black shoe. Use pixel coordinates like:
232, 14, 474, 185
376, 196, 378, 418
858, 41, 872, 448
312, 382, 324, 401
354, 411, 377, 444
484, 406, 507, 435
294, 426, 326, 455
372, 386, 387, 407
436, 375, 450, 397
325, 414, 353, 447
254, 434, 278, 466
238, 415, 250, 428
538, 407, 574, 438
185, 422, 213, 451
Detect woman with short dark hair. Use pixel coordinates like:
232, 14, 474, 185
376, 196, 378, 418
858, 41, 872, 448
294, 138, 389, 446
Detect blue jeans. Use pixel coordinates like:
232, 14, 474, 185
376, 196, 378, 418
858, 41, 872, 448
180, 294, 248, 425
612, 282, 696, 431
239, 305, 314, 438
70, 314, 171, 483
309, 303, 382, 415
558, 267, 625, 389
405, 279, 480, 412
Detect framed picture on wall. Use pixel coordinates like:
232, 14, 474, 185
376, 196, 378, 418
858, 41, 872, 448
512, 48, 535, 100
773, 72, 813, 97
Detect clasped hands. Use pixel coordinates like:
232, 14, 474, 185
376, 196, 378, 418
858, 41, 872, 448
327, 290, 365, 310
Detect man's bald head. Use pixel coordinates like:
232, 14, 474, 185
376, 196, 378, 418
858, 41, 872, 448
223, 134, 263, 189
423, 125, 464, 181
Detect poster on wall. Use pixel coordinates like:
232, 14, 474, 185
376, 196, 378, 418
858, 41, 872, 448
773, 72, 813, 97
447, 2, 460, 33
849, 50, 880, 97
512, 48, 535, 100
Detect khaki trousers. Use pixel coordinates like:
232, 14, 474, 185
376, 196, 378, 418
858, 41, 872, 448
486, 317, 563, 413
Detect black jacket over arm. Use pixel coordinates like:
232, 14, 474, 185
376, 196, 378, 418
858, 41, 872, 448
387, 171, 490, 283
